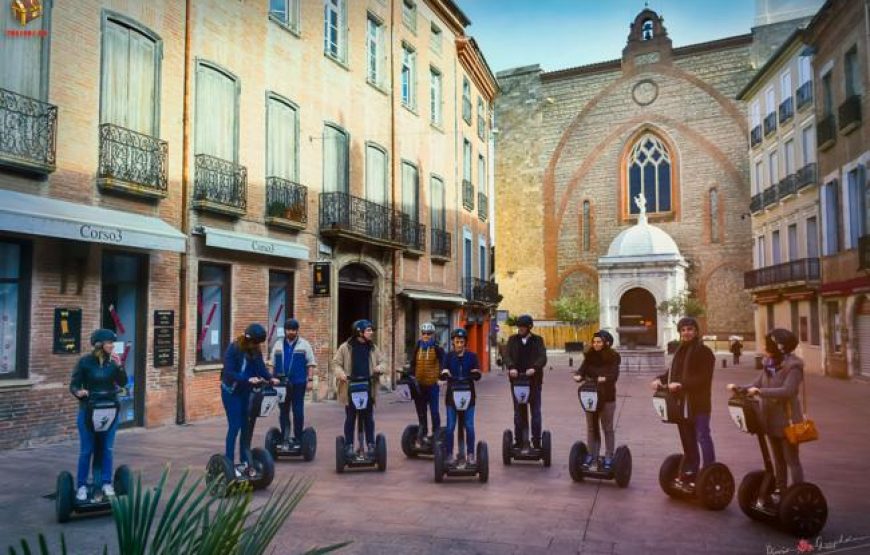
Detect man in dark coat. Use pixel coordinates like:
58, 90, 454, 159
504, 314, 548, 450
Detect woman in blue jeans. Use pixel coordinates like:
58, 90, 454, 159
440, 328, 482, 465
221, 323, 276, 475
69, 329, 128, 501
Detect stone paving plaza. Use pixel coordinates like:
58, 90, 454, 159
2, 353, 869, 554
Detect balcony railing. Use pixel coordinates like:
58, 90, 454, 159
744, 258, 820, 289
859, 235, 870, 271
796, 162, 817, 191
776, 174, 797, 199
398, 213, 425, 253
265, 176, 308, 230
97, 123, 168, 198
193, 153, 247, 216
478, 192, 488, 221
778, 97, 794, 125
463, 277, 501, 305
462, 179, 474, 211
817, 114, 836, 150
431, 228, 451, 260
762, 186, 778, 208
763, 112, 777, 136
796, 81, 813, 111
750, 125, 763, 148
0, 87, 57, 174
750, 192, 763, 213
838, 94, 862, 133
319, 191, 401, 248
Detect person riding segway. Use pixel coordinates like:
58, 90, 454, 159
502, 315, 549, 463
400, 322, 446, 458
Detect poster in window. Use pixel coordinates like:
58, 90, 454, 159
313, 262, 330, 296
53, 308, 82, 354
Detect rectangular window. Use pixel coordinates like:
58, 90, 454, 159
822, 180, 840, 255
846, 166, 867, 249
463, 139, 472, 181
462, 77, 472, 124
768, 151, 779, 186
401, 161, 419, 220
324, 0, 347, 63
430, 67, 442, 126
430, 176, 445, 230
477, 98, 486, 140
756, 235, 765, 268
784, 139, 795, 176
845, 47, 861, 97
582, 200, 591, 251
479, 241, 487, 280
810, 299, 820, 345
401, 43, 416, 109
101, 18, 160, 135
781, 70, 792, 100
463, 234, 473, 281
799, 315, 809, 343
478, 155, 486, 196
366, 15, 384, 87
801, 125, 815, 165
323, 124, 348, 193
195, 63, 238, 162
790, 301, 800, 337
267, 96, 298, 181
270, 0, 299, 32
788, 223, 798, 261
822, 72, 833, 116
828, 301, 841, 352
710, 189, 720, 243
0, 241, 30, 379
402, 0, 416, 32
268, 271, 294, 346
772, 229, 782, 264
798, 55, 812, 86
754, 160, 764, 194
750, 100, 761, 127
197, 263, 229, 363
765, 87, 776, 116
0, 2, 49, 98
767, 304, 775, 330
365, 143, 388, 205
806, 216, 819, 258
430, 23, 442, 54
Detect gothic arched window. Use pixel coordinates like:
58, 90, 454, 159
642, 19, 654, 40
627, 133, 672, 215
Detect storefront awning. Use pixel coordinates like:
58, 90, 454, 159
196, 226, 308, 261
0, 189, 186, 252
400, 289, 467, 305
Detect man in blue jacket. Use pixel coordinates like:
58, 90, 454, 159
269, 318, 317, 444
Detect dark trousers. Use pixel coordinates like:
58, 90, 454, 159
445, 405, 476, 456
344, 404, 374, 446
512, 382, 542, 445
221, 388, 251, 464
413, 383, 441, 435
279, 383, 307, 440
76, 408, 119, 487
677, 412, 715, 476
769, 436, 804, 490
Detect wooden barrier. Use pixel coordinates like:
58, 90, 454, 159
497, 322, 597, 350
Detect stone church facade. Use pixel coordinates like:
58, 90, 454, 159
494, 9, 808, 340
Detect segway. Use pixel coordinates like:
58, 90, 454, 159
56, 391, 132, 523
502, 375, 551, 466
207, 382, 277, 494
264, 375, 317, 462
434, 376, 489, 483
397, 370, 444, 458
653, 384, 734, 510
335, 376, 387, 473
568, 381, 632, 487
729, 387, 827, 537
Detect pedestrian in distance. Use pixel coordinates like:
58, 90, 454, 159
730, 338, 743, 365
269, 318, 317, 444
573, 330, 620, 471
503, 314, 548, 452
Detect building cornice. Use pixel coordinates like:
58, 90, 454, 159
456, 36, 500, 101
423, 0, 470, 37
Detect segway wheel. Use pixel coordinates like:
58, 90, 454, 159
779, 482, 827, 538
658, 453, 683, 498
375, 433, 387, 472
113, 465, 133, 496
402, 424, 419, 458
433, 444, 445, 483
264, 427, 281, 460
568, 441, 587, 483
613, 446, 632, 488
477, 441, 489, 483
737, 470, 775, 522
56, 471, 74, 523
206, 454, 235, 496
335, 436, 346, 474
502, 430, 513, 466
249, 448, 275, 490
697, 463, 734, 511
541, 431, 552, 468
301, 427, 317, 462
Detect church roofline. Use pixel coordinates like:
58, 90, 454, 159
736, 28, 807, 100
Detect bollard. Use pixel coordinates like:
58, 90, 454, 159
568, 357, 573, 367
722, 359, 727, 369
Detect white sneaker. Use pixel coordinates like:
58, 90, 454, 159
102, 484, 115, 497
76, 486, 88, 501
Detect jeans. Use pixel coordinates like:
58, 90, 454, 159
677, 412, 716, 476
76, 408, 119, 487
344, 404, 374, 446
279, 383, 307, 440
769, 436, 804, 490
445, 405, 476, 457
513, 381, 542, 445
413, 383, 441, 435
221, 387, 251, 464
585, 401, 616, 459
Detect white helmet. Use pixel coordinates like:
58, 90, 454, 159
420, 322, 436, 333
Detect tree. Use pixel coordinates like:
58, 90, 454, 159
658, 291, 706, 325
551, 291, 599, 328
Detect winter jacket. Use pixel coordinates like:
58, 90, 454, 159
504, 333, 548, 385
742, 353, 805, 438
656, 338, 715, 417
269, 336, 317, 385
442, 350, 481, 408
69, 353, 128, 408
409, 340, 446, 386
221, 341, 272, 395
577, 348, 620, 403
332, 338, 385, 405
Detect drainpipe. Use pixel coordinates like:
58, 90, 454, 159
390, 0, 398, 389
176, 0, 192, 425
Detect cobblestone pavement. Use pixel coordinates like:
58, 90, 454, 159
1, 352, 869, 554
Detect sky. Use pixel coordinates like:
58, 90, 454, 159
459, 0, 757, 74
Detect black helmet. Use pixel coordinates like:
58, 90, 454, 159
90, 328, 117, 346
765, 328, 798, 359
516, 314, 534, 328
284, 318, 300, 331
451, 328, 468, 340
352, 319, 373, 335
676, 316, 700, 332
244, 323, 267, 344
593, 330, 614, 347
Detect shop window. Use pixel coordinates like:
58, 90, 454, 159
268, 271, 295, 346
0, 240, 31, 379
197, 263, 230, 363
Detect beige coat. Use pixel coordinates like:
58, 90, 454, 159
332, 339, 386, 405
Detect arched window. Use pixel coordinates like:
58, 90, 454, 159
709, 188, 720, 243
627, 133, 672, 215
582, 200, 591, 251
642, 19, 654, 40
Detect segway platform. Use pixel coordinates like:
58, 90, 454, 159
567, 382, 632, 487
434, 379, 489, 483
335, 379, 387, 473
502, 377, 551, 466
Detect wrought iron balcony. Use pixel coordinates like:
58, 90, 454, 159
744, 258, 820, 290
319, 191, 402, 248
796, 81, 813, 111
776, 174, 797, 200
0, 87, 57, 174
817, 114, 836, 150
462, 179, 474, 211
763, 112, 777, 136
478, 192, 488, 221
750, 192, 763, 213
860, 235, 870, 271
762, 186, 778, 208
431, 228, 451, 260
463, 277, 501, 305
193, 153, 247, 216
398, 213, 425, 253
265, 176, 308, 230
796, 163, 817, 191
778, 97, 794, 125
838, 94, 862, 133
97, 123, 168, 198
750, 125, 763, 148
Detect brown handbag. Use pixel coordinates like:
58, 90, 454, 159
784, 378, 818, 445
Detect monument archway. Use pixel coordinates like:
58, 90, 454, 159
618, 287, 658, 347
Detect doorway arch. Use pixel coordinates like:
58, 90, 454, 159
618, 287, 658, 346
337, 264, 376, 346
